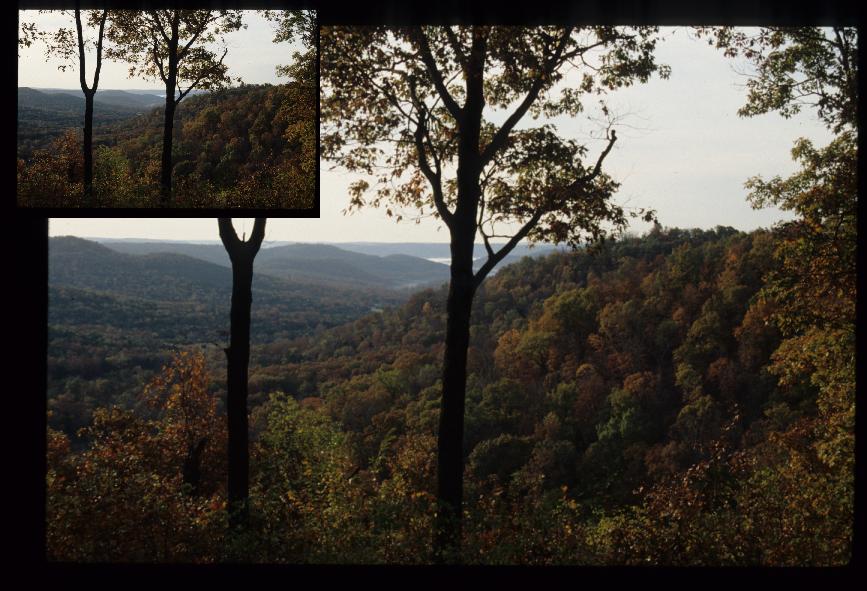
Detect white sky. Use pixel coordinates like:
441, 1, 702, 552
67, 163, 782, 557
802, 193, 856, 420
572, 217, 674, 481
18, 10, 303, 89
48, 27, 837, 244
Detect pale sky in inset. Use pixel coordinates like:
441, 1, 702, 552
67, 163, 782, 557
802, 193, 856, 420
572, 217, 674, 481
48, 27, 836, 244
18, 10, 304, 89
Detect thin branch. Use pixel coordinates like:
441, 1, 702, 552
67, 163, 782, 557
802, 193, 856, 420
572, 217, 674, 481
153, 36, 167, 84
474, 208, 544, 289
74, 8, 88, 93
410, 27, 463, 122
151, 11, 171, 45
177, 47, 227, 104
482, 233, 495, 260
474, 128, 618, 289
92, 10, 107, 91
479, 27, 574, 167
178, 12, 219, 62
444, 27, 467, 72
575, 129, 617, 184
409, 80, 453, 228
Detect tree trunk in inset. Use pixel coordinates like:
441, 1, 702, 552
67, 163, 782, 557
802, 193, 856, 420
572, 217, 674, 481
83, 90, 94, 205
160, 13, 180, 206
160, 75, 177, 206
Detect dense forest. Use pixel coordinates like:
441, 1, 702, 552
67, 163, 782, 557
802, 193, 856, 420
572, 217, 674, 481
18, 84, 312, 208
17, 87, 163, 158
43, 23, 854, 565
46, 225, 854, 564
46, 237, 441, 440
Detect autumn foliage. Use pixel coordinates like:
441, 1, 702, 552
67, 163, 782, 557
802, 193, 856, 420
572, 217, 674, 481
46, 221, 854, 563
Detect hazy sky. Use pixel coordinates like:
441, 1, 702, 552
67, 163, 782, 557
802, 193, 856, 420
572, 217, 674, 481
48, 27, 835, 244
18, 10, 304, 90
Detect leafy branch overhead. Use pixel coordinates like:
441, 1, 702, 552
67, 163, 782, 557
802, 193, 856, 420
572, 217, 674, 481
104, 10, 245, 204
322, 26, 666, 264
323, 25, 668, 560
105, 10, 244, 104
696, 27, 857, 133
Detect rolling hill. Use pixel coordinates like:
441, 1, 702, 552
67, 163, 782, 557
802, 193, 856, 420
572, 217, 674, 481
49, 236, 408, 344
17, 87, 153, 158
101, 240, 452, 291
47, 236, 414, 434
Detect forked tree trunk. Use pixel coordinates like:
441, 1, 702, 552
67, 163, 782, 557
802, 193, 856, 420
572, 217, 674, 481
74, 8, 106, 206
218, 218, 266, 531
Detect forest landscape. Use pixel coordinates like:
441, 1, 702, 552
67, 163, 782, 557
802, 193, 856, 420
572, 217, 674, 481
39, 24, 857, 566
17, 9, 315, 208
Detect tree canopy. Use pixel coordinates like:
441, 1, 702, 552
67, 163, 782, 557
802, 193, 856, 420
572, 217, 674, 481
105, 10, 244, 104
700, 27, 856, 133
322, 25, 668, 560
322, 26, 667, 265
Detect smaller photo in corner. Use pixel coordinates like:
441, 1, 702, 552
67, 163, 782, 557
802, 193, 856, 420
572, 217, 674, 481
17, 9, 316, 210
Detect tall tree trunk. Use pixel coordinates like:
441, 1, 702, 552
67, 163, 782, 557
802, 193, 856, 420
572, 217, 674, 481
160, 14, 180, 206
226, 255, 252, 527
435, 142, 482, 565
433, 29, 488, 563
435, 231, 476, 563
82, 90, 94, 205
219, 218, 266, 532
74, 8, 106, 206
161, 78, 176, 206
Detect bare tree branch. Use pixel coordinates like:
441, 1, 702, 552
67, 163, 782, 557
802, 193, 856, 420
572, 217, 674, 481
474, 208, 544, 289
409, 80, 453, 228
92, 10, 108, 91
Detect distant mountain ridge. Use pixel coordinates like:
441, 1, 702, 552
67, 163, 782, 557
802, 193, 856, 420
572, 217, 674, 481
22, 87, 211, 107
95, 238, 563, 278
18, 87, 161, 115
334, 242, 561, 260
18, 86, 221, 159
48, 236, 407, 345
18, 87, 158, 159
100, 240, 452, 291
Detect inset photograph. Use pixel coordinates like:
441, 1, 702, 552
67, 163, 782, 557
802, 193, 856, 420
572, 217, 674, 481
17, 9, 315, 209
